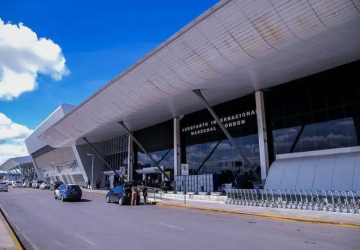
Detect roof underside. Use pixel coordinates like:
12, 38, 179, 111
0, 156, 32, 171
40, 0, 360, 148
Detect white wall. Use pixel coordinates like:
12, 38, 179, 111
73, 142, 105, 188
25, 104, 76, 155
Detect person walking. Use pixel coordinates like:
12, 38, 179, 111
142, 184, 148, 205
131, 184, 138, 206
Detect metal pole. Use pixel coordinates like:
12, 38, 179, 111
118, 121, 171, 181
91, 154, 94, 190
192, 89, 260, 182
184, 178, 186, 205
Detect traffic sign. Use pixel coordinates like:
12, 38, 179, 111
181, 164, 189, 176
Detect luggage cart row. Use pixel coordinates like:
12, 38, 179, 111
225, 189, 360, 214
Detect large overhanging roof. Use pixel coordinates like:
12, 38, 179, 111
0, 156, 32, 171
40, 0, 360, 148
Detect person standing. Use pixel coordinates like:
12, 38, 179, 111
131, 184, 138, 206
142, 185, 148, 205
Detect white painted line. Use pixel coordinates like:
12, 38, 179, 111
155, 222, 186, 230
22, 232, 40, 250
14, 225, 20, 231
76, 233, 94, 246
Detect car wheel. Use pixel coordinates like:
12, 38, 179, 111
106, 196, 110, 203
118, 198, 124, 206
77, 198, 81, 202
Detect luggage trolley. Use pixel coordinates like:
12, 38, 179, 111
333, 190, 343, 213
225, 189, 231, 204
301, 190, 310, 210
348, 191, 360, 214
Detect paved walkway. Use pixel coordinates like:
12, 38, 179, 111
0, 210, 17, 250
83, 189, 360, 227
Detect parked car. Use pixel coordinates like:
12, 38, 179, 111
32, 180, 43, 189
12, 181, 22, 188
106, 182, 140, 206
50, 181, 63, 191
40, 182, 51, 190
54, 184, 82, 202
0, 181, 8, 192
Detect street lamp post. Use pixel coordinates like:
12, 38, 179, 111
52, 162, 56, 183
87, 153, 94, 190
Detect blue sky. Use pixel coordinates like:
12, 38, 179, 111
0, 0, 219, 162
0, 0, 219, 128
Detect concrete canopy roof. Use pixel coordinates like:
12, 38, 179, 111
39, 0, 360, 148
0, 156, 32, 171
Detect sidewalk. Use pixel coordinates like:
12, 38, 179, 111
83, 189, 360, 228
0, 208, 19, 250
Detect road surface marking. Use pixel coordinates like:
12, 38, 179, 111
76, 233, 94, 245
155, 222, 185, 230
22, 232, 40, 250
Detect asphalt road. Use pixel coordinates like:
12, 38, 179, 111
0, 188, 359, 250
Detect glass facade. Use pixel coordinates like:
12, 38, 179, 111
181, 94, 260, 186
266, 61, 360, 156
104, 134, 129, 172
133, 120, 174, 181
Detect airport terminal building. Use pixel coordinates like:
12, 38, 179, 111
21, 0, 360, 191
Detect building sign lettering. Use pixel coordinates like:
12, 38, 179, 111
182, 109, 256, 136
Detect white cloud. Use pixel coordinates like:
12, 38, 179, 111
0, 18, 68, 100
210, 142, 232, 150
0, 113, 32, 164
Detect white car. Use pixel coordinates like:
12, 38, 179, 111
12, 181, 22, 188
40, 182, 51, 190
0, 181, 8, 192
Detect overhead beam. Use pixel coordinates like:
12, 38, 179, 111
154, 148, 172, 167
192, 89, 260, 181
118, 121, 172, 181
289, 125, 305, 153
196, 140, 222, 174
82, 137, 123, 184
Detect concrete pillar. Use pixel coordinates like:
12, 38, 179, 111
127, 134, 133, 181
30, 154, 44, 181
255, 91, 270, 183
173, 117, 181, 179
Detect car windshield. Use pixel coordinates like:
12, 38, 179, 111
68, 185, 80, 190
0, 182, 6, 185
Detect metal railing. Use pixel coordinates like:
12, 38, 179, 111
225, 189, 360, 214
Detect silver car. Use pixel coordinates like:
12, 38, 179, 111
12, 181, 22, 188
40, 182, 51, 190
0, 181, 8, 192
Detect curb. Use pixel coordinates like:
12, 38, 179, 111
156, 202, 360, 229
0, 205, 23, 250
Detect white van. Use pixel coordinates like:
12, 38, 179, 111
0, 181, 8, 192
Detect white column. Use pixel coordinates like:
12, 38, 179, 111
127, 134, 133, 181
30, 154, 44, 181
173, 117, 181, 179
255, 91, 270, 182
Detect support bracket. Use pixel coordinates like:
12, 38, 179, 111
192, 89, 260, 181
118, 121, 172, 181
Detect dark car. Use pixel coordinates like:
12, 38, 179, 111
50, 181, 63, 191
106, 182, 140, 206
54, 184, 82, 202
